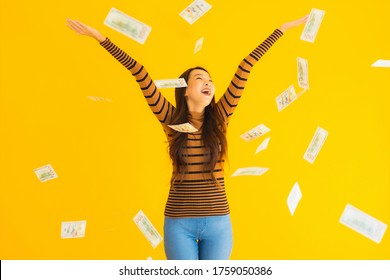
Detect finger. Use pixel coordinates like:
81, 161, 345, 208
301, 14, 309, 23
66, 19, 79, 30
66, 18, 86, 33
69, 23, 86, 34
71, 20, 86, 31
294, 15, 309, 26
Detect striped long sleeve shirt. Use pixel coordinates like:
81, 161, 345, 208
100, 29, 283, 217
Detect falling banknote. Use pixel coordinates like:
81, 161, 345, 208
340, 204, 387, 243
287, 182, 302, 216
87, 96, 113, 102
371, 59, 390, 67
61, 220, 87, 238
180, 0, 212, 25
231, 167, 269, 177
276, 85, 297, 112
240, 124, 270, 142
301, 8, 325, 43
194, 37, 204, 54
133, 210, 163, 248
255, 137, 271, 154
303, 126, 328, 164
168, 122, 198, 133
34, 164, 58, 182
154, 78, 187, 89
297, 57, 309, 89
104, 7, 152, 44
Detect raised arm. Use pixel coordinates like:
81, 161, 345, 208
216, 15, 308, 123
66, 18, 174, 124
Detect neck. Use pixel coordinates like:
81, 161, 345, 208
187, 102, 206, 114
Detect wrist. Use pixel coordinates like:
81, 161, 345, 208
95, 33, 106, 43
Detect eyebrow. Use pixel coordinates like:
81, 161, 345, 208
193, 73, 211, 79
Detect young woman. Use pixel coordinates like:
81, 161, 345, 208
66, 14, 308, 260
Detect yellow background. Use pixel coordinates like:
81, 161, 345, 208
1, 0, 389, 260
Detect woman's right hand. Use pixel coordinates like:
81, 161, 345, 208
279, 14, 309, 33
66, 18, 106, 43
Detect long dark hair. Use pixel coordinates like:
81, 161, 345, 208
168, 67, 227, 186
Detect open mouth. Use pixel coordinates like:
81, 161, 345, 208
201, 89, 211, 96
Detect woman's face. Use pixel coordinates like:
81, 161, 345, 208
184, 69, 215, 111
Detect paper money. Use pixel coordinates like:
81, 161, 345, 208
231, 167, 269, 177
340, 204, 387, 243
34, 164, 58, 182
255, 137, 271, 154
104, 7, 152, 44
297, 57, 309, 89
61, 220, 87, 238
303, 126, 328, 164
87, 96, 113, 102
371, 59, 390, 67
154, 78, 187, 89
180, 0, 212, 25
168, 122, 198, 133
287, 182, 302, 216
133, 210, 163, 248
194, 37, 204, 54
301, 8, 325, 43
276, 85, 297, 112
240, 124, 270, 142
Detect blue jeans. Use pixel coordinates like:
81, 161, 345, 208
164, 214, 233, 260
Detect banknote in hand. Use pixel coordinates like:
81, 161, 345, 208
301, 8, 325, 43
